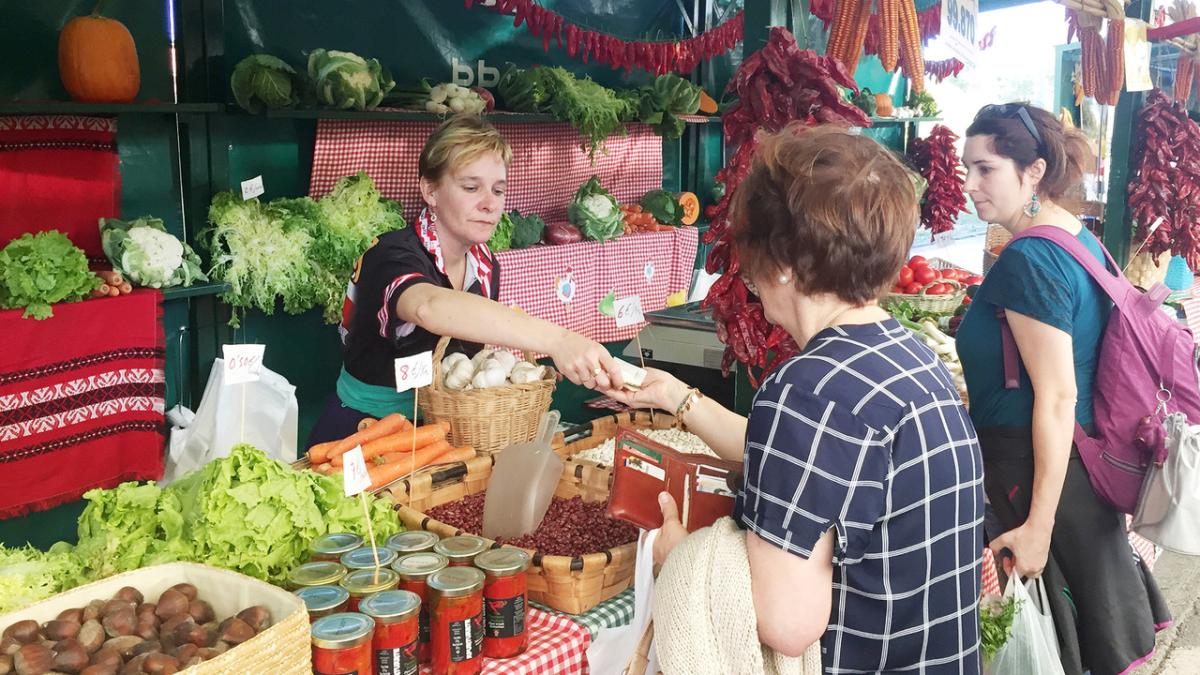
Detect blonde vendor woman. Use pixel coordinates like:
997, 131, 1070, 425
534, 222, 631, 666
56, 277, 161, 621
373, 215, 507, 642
307, 115, 622, 448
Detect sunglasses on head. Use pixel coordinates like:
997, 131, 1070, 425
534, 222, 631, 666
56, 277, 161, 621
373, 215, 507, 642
979, 103, 1043, 150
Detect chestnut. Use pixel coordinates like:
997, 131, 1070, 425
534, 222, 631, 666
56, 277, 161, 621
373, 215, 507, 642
99, 601, 132, 620
51, 638, 89, 673
99, 636, 143, 659
235, 607, 271, 633
133, 606, 154, 623
42, 622, 80, 643
216, 619, 254, 646
87, 649, 121, 668
1, 638, 22, 656
157, 616, 187, 639
186, 601, 214, 626
101, 609, 135, 639
133, 617, 156, 643
118, 653, 148, 675
168, 644, 196, 663
2, 622, 39, 646
79, 666, 117, 675
141, 653, 179, 675
0, 654, 10, 675
172, 622, 207, 649
81, 601, 105, 625
151, 593, 186, 623
54, 610, 83, 626
164, 585, 196, 603
13, 643, 53, 675
112, 588, 143, 607
194, 648, 220, 661
74, 622, 104, 655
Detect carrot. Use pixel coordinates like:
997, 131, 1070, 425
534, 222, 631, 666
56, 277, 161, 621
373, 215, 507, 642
357, 417, 378, 432
335, 422, 451, 467
107, 285, 120, 297
118, 282, 133, 294
376, 439, 452, 464
313, 412, 412, 464
366, 442, 457, 490
96, 270, 124, 286
312, 462, 334, 475
91, 284, 111, 298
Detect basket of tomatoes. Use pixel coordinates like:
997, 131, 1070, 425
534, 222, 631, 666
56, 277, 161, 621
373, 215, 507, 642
885, 256, 983, 314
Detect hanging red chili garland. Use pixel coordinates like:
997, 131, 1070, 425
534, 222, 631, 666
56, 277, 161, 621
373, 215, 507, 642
925, 58, 966, 82
463, 0, 744, 75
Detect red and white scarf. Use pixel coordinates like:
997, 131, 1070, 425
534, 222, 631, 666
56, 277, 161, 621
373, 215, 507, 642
416, 208, 495, 298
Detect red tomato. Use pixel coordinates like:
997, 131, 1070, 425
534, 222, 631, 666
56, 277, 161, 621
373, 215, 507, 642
963, 275, 984, 285
891, 284, 906, 293
961, 295, 973, 306
898, 265, 914, 286
942, 268, 963, 281
908, 255, 928, 267
904, 282, 924, 295
926, 283, 949, 295
913, 266, 938, 285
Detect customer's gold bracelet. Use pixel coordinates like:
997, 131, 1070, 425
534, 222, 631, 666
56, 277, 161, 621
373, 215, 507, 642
674, 387, 703, 419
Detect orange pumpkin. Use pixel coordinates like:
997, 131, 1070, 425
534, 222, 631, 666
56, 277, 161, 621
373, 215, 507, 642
58, 9, 140, 103
676, 192, 700, 225
874, 93, 894, 117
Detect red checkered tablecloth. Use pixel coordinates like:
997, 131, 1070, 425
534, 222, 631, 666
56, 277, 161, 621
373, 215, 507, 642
496, 227, 698, 344
419, 607, 591, 674
310, 114, 664, 225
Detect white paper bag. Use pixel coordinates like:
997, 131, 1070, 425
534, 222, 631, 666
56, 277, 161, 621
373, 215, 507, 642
162, 358, 298, 485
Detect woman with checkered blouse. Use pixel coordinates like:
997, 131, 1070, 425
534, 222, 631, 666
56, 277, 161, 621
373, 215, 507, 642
604, 124, 985, 673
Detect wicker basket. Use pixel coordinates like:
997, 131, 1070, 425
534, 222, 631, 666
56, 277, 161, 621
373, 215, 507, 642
0, 562, 311, 674
419, 336, 556, 455
1126, 250, 1171, 290
982, 250, 1000, 275
985, 223, 1012, 252
391, 456, 636, 615
883, 278, 966, 314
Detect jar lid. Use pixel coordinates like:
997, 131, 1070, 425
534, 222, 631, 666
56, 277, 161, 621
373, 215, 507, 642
386, 530, 440, 554
359, 590, 421, 622
340, 568, 400, 595
474, 548, 530, 576
433, 535, 488, 561
294, 585, 350, 613
340, 546, 398, 571
392, 552, 449, 580
310, 532, 364, 558
288, 561, 347, 588
428, 567, 485, 598
311, 612, 374, 649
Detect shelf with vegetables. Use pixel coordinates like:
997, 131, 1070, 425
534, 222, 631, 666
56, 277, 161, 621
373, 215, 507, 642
0, 102, 221, 116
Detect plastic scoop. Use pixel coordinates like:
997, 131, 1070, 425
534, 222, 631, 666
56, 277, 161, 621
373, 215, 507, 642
482, 410, 563, 540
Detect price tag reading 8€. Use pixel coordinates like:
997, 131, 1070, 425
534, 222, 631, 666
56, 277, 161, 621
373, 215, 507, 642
222, 344, 265, 385
614, 296, 645, 328
342, 446, 372, 496
394, 351, 434, 392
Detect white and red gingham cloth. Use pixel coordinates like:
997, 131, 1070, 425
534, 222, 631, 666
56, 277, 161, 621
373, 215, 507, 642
418, 607, 591, 675
310, 114, 663, 225
496, 227, 698, 344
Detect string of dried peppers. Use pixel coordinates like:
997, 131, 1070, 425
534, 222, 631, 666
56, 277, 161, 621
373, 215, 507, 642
1127, 89, 1200, 268
908, 125, 969, 235
702, 27, 870, 384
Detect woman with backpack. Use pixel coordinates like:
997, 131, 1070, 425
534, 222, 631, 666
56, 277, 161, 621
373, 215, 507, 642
957, 103, 1172, 675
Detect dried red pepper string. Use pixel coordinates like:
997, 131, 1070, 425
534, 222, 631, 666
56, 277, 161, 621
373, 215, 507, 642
1128, 89, 1200, 266
909, 125, 968, 235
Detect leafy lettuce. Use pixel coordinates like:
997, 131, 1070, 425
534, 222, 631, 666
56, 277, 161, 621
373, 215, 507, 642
0, 231, 98, 319
0, 545, 77, 614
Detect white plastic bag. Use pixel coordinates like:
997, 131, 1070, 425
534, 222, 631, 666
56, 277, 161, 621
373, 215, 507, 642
1132, 412, 1200, 555
162, 358, 298, 485
988, 577, 1065, 675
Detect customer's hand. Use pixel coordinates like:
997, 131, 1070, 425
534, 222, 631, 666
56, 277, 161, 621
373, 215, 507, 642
653, 492, 689, 566
600, 368, 690, 413
989, 521, 1052, 579
548, 331, 622, 390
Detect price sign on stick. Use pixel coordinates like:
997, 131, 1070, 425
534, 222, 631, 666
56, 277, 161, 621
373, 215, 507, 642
614, 296, 645, 328
394, 351, 434, 393
342, 446, 372, 497
240, 175, 265, 200
222, 344, 265, 385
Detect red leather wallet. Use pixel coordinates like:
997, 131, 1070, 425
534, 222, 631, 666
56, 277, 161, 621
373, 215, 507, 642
606, 428, 742, 532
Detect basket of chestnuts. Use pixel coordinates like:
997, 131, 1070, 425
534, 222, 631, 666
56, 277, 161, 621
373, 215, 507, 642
0, 562, 310, 675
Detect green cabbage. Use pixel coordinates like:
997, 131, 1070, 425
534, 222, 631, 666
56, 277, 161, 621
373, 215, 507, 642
308, 49, 395, 111
100, 217, 208, 289
636, 74, 702, 140
568, 176, 624, 242
0, 545, 77, 614
0, 231, 99, 320
230, 54, 302, 114
487, 213, 515, 252
639, 190, 683, 227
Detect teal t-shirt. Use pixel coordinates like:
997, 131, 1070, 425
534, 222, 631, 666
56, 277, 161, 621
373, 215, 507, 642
956, 227, 1112, 427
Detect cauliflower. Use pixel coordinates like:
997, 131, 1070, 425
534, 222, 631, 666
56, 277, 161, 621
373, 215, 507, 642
100, 217, 208, 289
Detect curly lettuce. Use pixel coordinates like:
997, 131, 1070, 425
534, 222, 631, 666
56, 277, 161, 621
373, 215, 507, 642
0, 545, 78, 613
0, 231, 99, 320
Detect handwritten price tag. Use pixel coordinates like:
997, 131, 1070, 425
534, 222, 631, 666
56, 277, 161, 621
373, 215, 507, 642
240, 175, 264, 200
614, 296, 645, 328
222, 344, 265, 385
394, 351, 434, 392
342, 446, 372, 496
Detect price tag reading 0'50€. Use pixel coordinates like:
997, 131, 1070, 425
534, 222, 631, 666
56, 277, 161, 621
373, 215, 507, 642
222, 344, 265, 385
394, 351, 434, 392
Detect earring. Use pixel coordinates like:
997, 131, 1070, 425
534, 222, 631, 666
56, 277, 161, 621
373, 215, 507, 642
1023, 193, 1041, 218
778, 275, 791, 284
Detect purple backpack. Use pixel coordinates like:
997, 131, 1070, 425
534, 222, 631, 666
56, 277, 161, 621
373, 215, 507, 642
999, 225, 1200, 514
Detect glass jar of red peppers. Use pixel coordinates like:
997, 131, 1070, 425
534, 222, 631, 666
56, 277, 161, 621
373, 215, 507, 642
288, 560, 348, 591
310, 532, 364, 562
311, 612, 374, 675
386, 530, 440, 557
393, 552, 448, 666
433, 535, 488, 567
295, 585, 350, 623
473, 548, 530, 659
427, 566, 486, 675
340, 567, 400, 612
341, 546, 399, 571
360, 590, 422, 675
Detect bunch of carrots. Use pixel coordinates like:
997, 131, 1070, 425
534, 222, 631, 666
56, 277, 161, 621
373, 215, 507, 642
619, 205, 674, 235
90, 270, 134, 298
306, 413, 474, 491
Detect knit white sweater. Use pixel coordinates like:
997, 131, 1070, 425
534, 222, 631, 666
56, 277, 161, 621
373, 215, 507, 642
652, 517, 823, 675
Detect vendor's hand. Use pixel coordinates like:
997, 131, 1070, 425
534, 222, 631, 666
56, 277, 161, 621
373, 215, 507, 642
653, 492, 689, 566
989, 521, 1052, 579
600, 368, 689, 412
549, 331, 622, 390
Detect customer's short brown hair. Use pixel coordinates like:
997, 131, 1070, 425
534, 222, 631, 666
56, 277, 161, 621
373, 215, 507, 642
730, 124, 919, 304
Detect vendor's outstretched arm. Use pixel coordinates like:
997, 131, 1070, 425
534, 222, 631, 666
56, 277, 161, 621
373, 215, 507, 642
396, 284, 622, 388
600, 368, 746, 463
